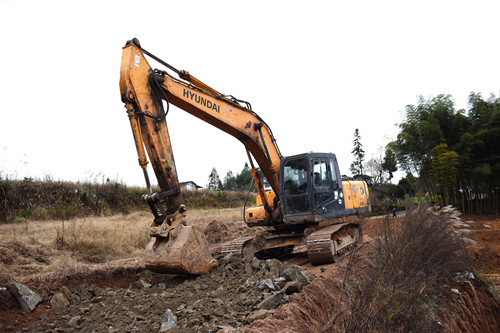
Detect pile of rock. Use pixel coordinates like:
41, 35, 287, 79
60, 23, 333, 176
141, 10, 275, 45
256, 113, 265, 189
431, 205, 476, 244
26, 255, 314, 332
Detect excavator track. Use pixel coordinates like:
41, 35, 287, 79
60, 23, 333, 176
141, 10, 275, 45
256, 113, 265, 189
221, 235, 255, 257
306, 222, 361, 265
221, 221, 362, 265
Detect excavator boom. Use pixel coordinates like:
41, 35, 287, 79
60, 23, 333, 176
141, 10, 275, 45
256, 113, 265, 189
120, 38, 283, 274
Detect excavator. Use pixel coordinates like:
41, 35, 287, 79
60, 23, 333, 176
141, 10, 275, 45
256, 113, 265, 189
119, 38, 370, 275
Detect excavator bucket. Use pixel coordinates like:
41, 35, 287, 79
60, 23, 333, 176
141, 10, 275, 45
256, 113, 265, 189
145, 224, 217, 275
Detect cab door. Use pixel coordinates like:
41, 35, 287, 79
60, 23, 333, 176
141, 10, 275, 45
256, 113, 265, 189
312, 159, 335, 214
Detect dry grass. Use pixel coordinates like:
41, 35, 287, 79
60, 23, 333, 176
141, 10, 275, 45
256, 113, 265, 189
334, 206, 472, 332
0, 208, 245, 286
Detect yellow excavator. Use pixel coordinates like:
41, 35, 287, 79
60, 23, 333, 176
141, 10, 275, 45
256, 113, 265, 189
119, 38, 370, 274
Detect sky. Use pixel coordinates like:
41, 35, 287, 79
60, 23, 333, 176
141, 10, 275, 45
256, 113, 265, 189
0, 0, 499, 188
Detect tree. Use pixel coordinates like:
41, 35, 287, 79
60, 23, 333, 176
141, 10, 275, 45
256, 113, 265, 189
223, 171, 237, 191
364, 148, 385, 185
350, 128, 365, 176
207, 167, 221, 190
390, 92, 500, 214
429, 143, 459, 205
382, 144, 398, 182
221, 163, 254, 191
235, 163, 253, 189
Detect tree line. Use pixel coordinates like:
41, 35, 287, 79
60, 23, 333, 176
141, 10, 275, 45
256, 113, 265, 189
353, 92, 499, 215
207, 163, 253, 191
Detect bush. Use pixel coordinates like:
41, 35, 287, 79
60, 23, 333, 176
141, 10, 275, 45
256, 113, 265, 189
0, 178, 256, 223
181, 189, 256, 209
339, 206, 471, 332
0, 178, 146, 223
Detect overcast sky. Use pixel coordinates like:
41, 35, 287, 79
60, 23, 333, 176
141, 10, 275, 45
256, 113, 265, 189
1, 0, 499, 188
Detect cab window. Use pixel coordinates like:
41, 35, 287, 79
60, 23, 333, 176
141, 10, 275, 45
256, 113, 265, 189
282, 158, 310, 214
313, 160, 332, 206
329, 158, 338, 190
313, 161, 329, 188
283, 158, 308, 195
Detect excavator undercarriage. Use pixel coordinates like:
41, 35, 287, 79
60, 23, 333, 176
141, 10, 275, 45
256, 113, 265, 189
222, 217, 362, 265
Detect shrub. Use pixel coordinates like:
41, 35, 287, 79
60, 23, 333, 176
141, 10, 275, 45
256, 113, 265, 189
338, 206, 471, 332
0, 178, 256, 223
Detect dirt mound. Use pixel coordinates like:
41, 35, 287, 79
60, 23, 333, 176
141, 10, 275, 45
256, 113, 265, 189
204, 220, 230, 243
0, 242, 51, 285
474, 229, 500, 243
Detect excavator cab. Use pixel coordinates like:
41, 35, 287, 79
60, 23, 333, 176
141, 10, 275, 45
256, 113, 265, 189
246, 152, 369, 226
280, 153, 354, 224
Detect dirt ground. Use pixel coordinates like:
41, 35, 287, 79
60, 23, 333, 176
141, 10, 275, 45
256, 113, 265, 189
1, 212, 500, 332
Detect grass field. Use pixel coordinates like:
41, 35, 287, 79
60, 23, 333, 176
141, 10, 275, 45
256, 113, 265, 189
0, 208, 245, 285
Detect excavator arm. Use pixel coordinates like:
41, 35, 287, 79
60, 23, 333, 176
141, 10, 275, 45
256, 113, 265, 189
119, 38, 282, 273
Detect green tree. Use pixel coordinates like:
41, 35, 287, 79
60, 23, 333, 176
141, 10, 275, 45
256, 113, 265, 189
235, 163, 253, 189
382, 144, 398, 182
222, 171, 237, 191
429, 143, 459, 204
391, 92, 500, 214
221, 163, 254, 191
350, 128, 365, 176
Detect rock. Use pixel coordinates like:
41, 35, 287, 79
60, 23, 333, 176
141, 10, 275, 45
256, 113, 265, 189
247, 309, 271, 322
256, 292, 283, 310
462, 238, 477, 245
80, 307, 90, 313
159, 309, 177, 331
60, 286, 72, 300
301, 268, 315, 284
245, 276, 259, 287
265, 259, 282, 279
50, 292, 69, 311
140, 279, 152, 288
274, 277, 287, 289
251, 257, 261, 270
283, 265, 309, 288
67, 315, 82, 327
244, 262, 253, 274
283, 281, 301, 294
258, 279, 277, 291
7, 283, 42, 313
88, 285, 102, 297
